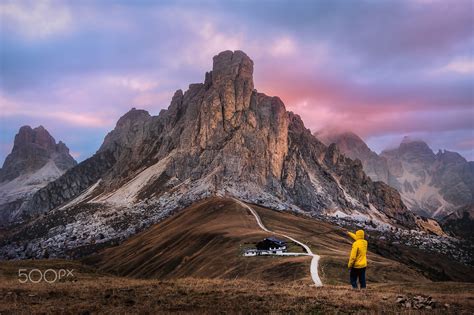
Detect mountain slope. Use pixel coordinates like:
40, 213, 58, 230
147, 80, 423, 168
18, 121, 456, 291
1, 50, 416, 259
0, 126, 77, 225
85, 197, 472, 283
86, 198, 311, 282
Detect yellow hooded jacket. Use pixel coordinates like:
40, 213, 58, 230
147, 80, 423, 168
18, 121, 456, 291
348, 230, 368, 269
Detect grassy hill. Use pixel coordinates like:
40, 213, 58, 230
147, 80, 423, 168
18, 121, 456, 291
85, 198, 311, 282
85, 197, 472, 284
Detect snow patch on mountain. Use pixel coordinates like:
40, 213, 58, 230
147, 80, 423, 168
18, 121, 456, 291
97, 155, 173, 204
0, 160, 63, 204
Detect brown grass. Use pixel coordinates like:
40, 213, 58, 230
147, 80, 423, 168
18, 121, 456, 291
251, 203, 474, 283
84, 197, 474, 285
0, 260, 473, 314
85, 198, 313, 283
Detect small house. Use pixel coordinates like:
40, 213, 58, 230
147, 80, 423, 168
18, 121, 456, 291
256, 237, 286, 250
243, 237, 288, 256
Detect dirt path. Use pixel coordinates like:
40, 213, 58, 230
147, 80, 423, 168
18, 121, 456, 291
232, 198, 323, 287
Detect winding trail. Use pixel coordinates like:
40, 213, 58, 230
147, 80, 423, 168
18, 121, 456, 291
232, 198, 323, 287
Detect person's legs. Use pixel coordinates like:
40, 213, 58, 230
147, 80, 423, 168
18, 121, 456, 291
349, 268, 358, 288
359, 267, 366, 289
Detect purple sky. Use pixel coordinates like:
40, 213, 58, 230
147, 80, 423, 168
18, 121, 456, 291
1, 0, 473, 163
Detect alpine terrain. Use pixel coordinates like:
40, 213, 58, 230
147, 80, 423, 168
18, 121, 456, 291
0, 50, 417, 259
317, 131, 474, 239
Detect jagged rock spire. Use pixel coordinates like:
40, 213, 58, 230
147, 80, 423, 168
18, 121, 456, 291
210, 50, 254, 90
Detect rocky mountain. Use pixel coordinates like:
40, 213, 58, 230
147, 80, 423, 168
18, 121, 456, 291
316, 131, 392, 184
0, 50, 417, 259
318, 132, 474, 220
381, 138, 474, 218
0, 126, 77, 225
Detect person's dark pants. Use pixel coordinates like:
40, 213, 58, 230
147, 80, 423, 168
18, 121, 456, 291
350, 267, 366, 289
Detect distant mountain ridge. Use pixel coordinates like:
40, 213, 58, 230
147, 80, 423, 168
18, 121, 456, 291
317, 131, 474, 220
315, 131, 392, 184
0, 126, 77, 225
0, 50, 417, 259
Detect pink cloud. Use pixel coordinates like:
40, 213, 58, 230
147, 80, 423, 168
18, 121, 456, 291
0, 93, 113, 128
254, 58, 472, 140
434, 57, 474, 75
270, 36, 297, 57
45, 112, 112, 128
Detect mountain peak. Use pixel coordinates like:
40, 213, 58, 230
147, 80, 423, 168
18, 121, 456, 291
315, 129, 391, 183
14, 124, 56, 152
116, 108, 150, 128
210, 50, 254, 90
99, 108, 151, 155
398, 137, 434, 157
400, 136, 427, 145
332, 131, 365, 146
1, 125, 77, 183
315, 129, 368, 151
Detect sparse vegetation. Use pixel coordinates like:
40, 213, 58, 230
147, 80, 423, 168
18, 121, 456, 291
0, 259, 473, 314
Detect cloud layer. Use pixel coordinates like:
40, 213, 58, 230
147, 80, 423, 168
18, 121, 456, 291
1, 0, 473, 162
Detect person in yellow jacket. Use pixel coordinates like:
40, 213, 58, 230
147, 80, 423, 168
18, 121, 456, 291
347, 229, 367, 289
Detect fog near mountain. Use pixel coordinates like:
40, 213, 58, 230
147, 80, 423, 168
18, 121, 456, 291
315, 130, 392, 184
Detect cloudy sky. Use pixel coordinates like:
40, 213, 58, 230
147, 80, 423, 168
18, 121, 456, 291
1, 0, 473, 163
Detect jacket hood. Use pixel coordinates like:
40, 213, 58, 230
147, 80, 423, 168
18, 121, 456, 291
348, 230, 365, 241
355, 230, 364, 240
